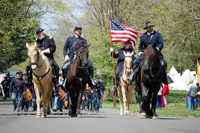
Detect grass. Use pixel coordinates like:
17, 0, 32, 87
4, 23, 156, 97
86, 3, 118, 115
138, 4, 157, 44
102, 90, 200, 118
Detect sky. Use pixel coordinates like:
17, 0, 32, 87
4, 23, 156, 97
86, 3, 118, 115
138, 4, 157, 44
40, 0, 86, 36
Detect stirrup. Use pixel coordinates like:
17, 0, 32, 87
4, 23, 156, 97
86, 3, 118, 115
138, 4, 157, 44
128, 72, 134, 81
110, 85, 117, 92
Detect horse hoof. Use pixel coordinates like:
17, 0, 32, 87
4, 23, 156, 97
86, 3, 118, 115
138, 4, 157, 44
77, 114, 82, 118
138, 113, 146, 119
70, 114, 77, 117
36, 115, 41, 118
120, 112, 123, 116
146, 115, 152, 119
46, 110, 51, 115
41, 114, 47, 118
152, 116, 158, 119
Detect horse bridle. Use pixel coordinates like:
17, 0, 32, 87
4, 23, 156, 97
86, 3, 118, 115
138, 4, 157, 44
30, 49, 44, 68
77, 47, 88, 69
30, 48, 50, 89
124, 56, 132, 72
122, 55, 134, 85
146, 50, 162, 78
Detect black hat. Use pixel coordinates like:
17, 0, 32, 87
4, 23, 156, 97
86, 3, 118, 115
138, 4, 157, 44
124, 40, 131, 44
74, 26, 82, 30
36, 28, 44, 34
144, 21, 155, 29
95, 74, 100, 78
16, 72, 21, 75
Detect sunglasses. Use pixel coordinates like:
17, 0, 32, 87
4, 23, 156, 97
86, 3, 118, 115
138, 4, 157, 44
96, 77, 100, 79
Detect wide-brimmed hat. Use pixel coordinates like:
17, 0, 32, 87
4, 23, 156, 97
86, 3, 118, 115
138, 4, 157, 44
144, 21, 155, 29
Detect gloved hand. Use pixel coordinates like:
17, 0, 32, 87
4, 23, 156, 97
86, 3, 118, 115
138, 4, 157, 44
65, 55, 70, 62
41, 48, 50, 54
110, 48, 114, 52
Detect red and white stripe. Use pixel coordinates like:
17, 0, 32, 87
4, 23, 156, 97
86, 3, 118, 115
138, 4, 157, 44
111, 24, 142, 49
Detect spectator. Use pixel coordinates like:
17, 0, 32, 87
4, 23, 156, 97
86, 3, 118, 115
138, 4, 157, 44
52, 88, 64, 112
92, 74, 104, 113
9, 72, 26, 112
1, 76, 9, 100
85, 84, 93, 111
22, 72, 29, 112
156, 86, 163, 108
30, 86, 37, 111
187, 79, 197, 111
195, 83, 200, 109
162, 84, 169, 108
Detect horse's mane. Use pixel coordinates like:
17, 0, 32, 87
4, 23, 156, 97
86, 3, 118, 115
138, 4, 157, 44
142, 45, 162, 65
143, 45, 156, 59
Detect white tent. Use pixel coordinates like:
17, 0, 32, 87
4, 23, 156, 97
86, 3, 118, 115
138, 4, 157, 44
168, 68, 197, 90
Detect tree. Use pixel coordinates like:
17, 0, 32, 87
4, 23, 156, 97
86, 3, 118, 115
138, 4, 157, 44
0, 0, 40, 72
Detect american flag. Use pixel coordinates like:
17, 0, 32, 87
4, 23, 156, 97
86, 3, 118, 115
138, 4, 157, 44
110, 18, 143, 49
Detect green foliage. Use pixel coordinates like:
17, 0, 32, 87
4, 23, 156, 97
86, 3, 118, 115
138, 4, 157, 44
0, 0, 40, 72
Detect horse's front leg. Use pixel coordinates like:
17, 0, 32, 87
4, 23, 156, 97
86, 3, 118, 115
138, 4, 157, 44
141, 83, 150, 117
121, 86, 127, 115
77, 89, 83, 118
126, 86, 133, 116
41, 93, 47, 118
151, 84, 160, 119
118, 86, 123, 115
34, 85, 41, 118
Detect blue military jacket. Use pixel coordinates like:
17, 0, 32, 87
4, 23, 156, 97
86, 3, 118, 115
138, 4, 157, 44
9, 78, 26, 93
138, 31, 163, 53
1, 80, 9, 89
112, 47, 136, 68
36, 35, 56, 59
92, 81, 104, 99
63, 35, 92, 67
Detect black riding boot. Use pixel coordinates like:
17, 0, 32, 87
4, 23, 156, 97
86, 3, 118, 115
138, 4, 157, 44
162, 67, 173, 85
22, 66, 33, 88
62, 68, 69, 89
128, 64, 140, 81
88, 66, 96, 87
50, 61, 61, 89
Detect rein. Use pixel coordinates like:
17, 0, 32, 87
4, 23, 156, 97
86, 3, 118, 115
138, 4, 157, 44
31, 48, 51, 89
68, 45, 89, 90
144, 49, 162, 79
122, 55, 134, 86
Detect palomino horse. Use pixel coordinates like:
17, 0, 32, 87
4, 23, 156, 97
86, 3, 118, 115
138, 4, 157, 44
136, 42, 163, 119
66, 43, 90, 117
118, 52, 136, 115
26, 43, 53, 118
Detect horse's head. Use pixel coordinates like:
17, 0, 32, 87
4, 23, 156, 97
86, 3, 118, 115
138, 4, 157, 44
123, 51, 134, 74
77, 43, 90, 67
143, 42, 161, 75
26, 42, 40, 71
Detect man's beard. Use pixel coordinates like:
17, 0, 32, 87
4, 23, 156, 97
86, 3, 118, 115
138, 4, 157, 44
39, 34, 45, 40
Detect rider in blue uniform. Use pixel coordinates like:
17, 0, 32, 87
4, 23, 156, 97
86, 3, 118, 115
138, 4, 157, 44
62, 26, 95, 89
110, 40, 137, 90
128, 21, 168, 84
23, 28, 60, 88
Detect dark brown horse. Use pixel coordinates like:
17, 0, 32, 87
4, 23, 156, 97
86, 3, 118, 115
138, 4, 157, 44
66, 43, 90, 117
135, 42, 163, 119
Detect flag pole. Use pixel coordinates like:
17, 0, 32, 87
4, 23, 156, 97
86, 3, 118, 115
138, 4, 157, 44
108, 15, 117, 107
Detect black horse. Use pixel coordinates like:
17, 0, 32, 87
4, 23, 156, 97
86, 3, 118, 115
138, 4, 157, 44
135, 42, 163, 119
66, 43, 90, 117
